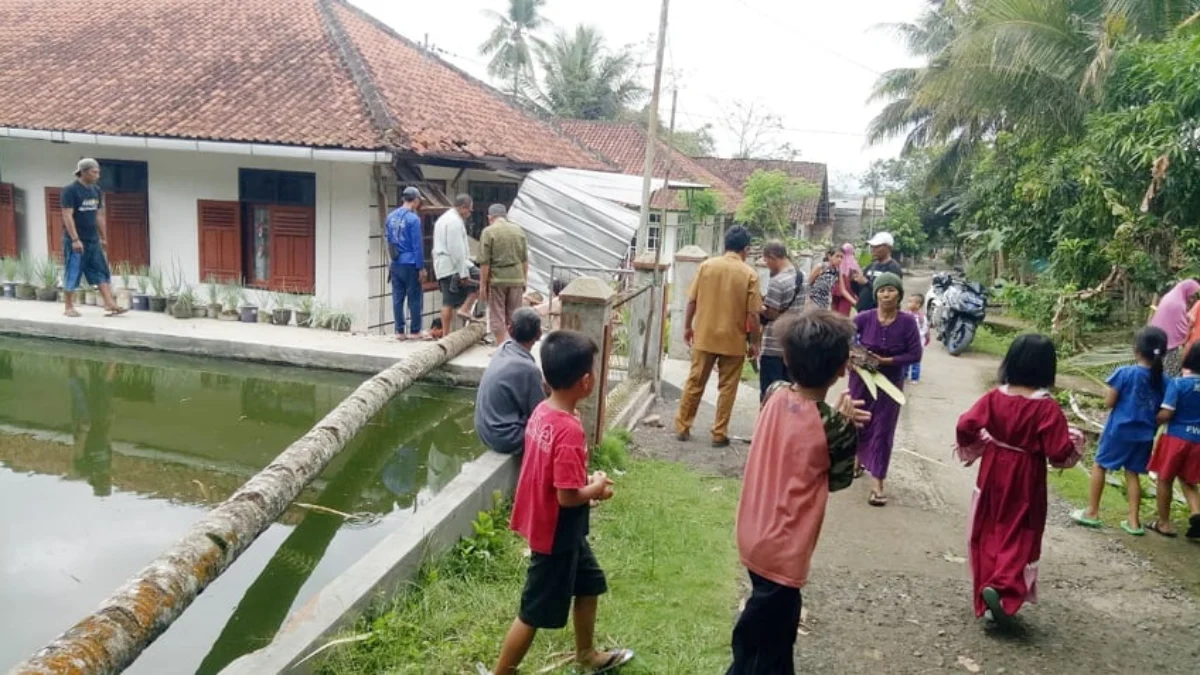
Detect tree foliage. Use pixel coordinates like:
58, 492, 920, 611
721, 101, 798, 160
479, 0, 549, 99
537, 25, 646, 120
735, 170, 818, 238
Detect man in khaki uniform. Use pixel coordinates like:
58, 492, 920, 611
479, 204, 528, 343
675, 226, 763, 447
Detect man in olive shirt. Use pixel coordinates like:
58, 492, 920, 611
479, 204, 528, 343
675, 226, 763, 447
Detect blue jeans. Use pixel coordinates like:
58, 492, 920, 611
908, 362, 922, 382
390, 264, 423, 335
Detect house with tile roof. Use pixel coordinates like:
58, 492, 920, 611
0, 0, 608, 332
694, 157, 833, 241
556, 120, 743, 256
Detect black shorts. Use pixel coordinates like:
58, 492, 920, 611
438, 275, 468, 308
519, 539, 608, 629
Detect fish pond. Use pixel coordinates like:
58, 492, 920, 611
0, 336, 484, 674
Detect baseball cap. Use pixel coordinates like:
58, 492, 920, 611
74, 158, 99, 177
401, 186, 421, 201
867, 232, 894, 247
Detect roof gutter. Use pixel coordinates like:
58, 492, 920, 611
0, 127, 391, 164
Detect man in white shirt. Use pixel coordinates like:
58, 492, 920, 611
432, 193, 479, 336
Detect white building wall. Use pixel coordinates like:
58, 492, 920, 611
0, 137, 371, 329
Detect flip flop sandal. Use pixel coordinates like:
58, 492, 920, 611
63, 309, 81, 318
854, 465, 867, 479
590, 649, 634, 674
1147, 521, 1178, 538
1187, 515, 1200, 540
104, 307, 128, 317
868, 492, 888, 507
1070, 509, 1103, 529
1120, 521, 1145, 536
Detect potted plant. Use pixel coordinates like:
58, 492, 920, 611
132, 267, 151, 311
204, 275, 223, 318
270, 292, 293, 326
115, 261, 134, 310
219, 283, 242, 321
15, 256, 37, 299
36, 257, 60, 302
172, 284, 196, 319
1, 257, 17, 298
164, 261, 184, 314
148, 266, 168, 312
79, 280, 97, 306
295, 295, 314, 327
239, 294, 259, 324
326, 311, 353, 333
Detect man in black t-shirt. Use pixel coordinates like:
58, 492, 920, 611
856, 231, 904, 312
62, 158, 125, 317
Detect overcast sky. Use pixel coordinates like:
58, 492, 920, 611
350, 0, 926, 189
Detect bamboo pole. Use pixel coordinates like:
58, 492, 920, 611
9, 323, 485, 675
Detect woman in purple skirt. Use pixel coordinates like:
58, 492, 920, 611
850, 272, 923, 506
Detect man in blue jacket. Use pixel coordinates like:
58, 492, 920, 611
386, 187, 427, 339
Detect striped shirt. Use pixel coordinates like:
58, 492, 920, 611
762, 266, 805, 358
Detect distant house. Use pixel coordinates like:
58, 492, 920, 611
0, 0, 606, 332
556, 121, 743, 256
694, 157, 833, 241
832, 195, 887, 244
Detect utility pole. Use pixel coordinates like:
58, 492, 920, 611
636, 0, 670, 255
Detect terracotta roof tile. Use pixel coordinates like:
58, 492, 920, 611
557, 120, 742, 212
694, 157, 830, 225
0, 0, 611, 169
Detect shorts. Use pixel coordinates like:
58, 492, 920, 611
1094, 435, 1153, 474
63, 239, 111, 290
1149, 434, 1200, 484
438, 275, 468, 309
519, 539, 607, 629
488, 284, 525, 332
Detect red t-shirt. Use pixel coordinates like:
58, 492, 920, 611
510, 402, 590, 555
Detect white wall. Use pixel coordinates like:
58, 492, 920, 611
0, 138, 371, 329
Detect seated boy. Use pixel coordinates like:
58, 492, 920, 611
728, 311, 868, 674
485, 330, 635, 675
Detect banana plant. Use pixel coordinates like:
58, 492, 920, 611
850, 346, 907, 406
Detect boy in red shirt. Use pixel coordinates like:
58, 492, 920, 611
486, 330, 635, 675
729, 311, 868, 674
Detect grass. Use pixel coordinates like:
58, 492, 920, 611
1048, 438, 1193, 527
741, 360, 757, 383
316, 458, 741, 675
969, 324, 1018, 357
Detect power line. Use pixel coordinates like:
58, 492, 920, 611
731, 0, 882, 76
675, 108, 867, 138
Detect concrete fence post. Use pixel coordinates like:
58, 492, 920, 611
629, 251, 671, 381
669, 246, 708, 361
560, 277, 615, 447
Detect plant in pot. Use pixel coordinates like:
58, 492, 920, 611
1, 257, 17, 298
270, 292, 293, 326
16, 256, 37, 299
220, 283, 243, 321
239, 292, 260, 324
114, 261, 134, 310
132, 267, 151, 311
295, 295, 314, 327
79, 280, 98, 306
35, 257, 60, 302
326, 310, 353, 333
164, 261, 184, 314
148, 266, 168, 312
172, 284, 196, 319
203, 275, 223, 318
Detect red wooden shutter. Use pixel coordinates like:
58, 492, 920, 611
268, 205, 315, 292
105, 192, 150, 268
197, 200, 242, 282
45, 187, 63, 261
0, 183, 16, 258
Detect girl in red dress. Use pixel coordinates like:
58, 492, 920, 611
955, 334, 1083, 624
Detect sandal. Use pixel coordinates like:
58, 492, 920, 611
1187, 514, 1200, 540
868, 491, 888, 507
981, 586, 1010, 625
1070, 509, 1102, 529
589, 649, 634, 674
104, 307, 128, 317
1147, 520, 1178, 538
1120, 520, 1145, 537
63, 309, 81, 318
854, 464, 867, 479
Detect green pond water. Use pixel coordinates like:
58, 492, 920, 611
0, 336, 484, 674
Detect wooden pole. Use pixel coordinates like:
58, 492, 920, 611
636, 0, 671, 255
9, 323, 485, 675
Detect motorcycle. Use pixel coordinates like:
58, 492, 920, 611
925, 271, 987, 356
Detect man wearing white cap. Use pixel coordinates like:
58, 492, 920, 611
62, 159, 125, 317
856, 232, 903, 312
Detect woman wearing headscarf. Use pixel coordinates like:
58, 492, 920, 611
1149, 279, 1200, 376
831, 242, 861, 316
849, 272, 924, 506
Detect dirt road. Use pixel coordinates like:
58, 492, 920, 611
636, 285, 1200, 673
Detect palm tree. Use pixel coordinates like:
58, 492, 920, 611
538, 25, 646, 120
479, 0, 549, 98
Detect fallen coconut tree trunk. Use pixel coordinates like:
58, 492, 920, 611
9, 323, 485, 675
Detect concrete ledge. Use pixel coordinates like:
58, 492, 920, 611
220, 451, 519, 675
